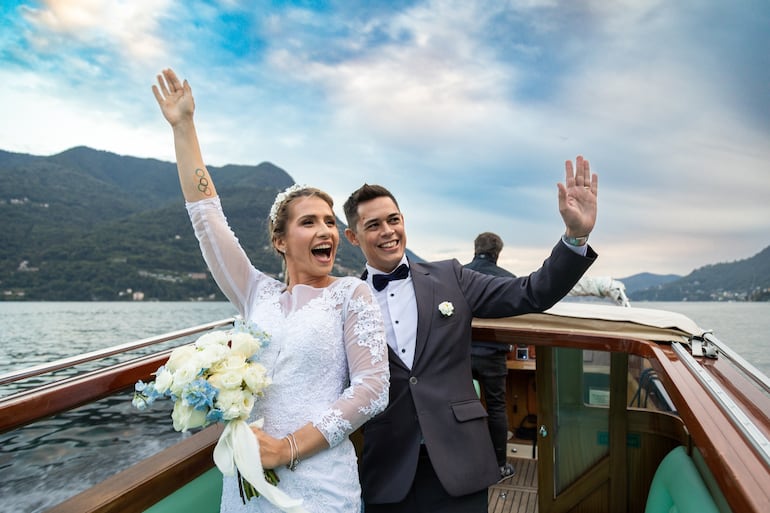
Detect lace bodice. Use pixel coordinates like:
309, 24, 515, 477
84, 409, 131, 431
186, 197, 389, 446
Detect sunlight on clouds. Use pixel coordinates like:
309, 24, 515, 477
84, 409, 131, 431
266, 1, 520, 151
1, 0, 766, 280
21, 0, 172, 61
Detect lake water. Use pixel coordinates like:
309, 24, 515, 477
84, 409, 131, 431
0, 302, 238, 513
0, 301, 768, 512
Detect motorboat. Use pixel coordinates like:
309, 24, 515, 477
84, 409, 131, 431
1, 303, 768, 513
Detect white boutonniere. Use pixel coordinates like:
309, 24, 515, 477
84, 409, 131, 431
438, 301, 454, 317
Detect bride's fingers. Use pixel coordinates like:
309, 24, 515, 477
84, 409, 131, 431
156, 73, 170, 98
164, 68, 183, 93
151, 84, 164, 104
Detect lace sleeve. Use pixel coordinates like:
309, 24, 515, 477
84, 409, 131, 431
313, 281, 390, 447
185, 197, 261, 315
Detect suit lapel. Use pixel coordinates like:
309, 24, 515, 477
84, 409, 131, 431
409, 262, 434, 369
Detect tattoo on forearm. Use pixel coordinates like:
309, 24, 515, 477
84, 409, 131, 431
195, 168, 212, 196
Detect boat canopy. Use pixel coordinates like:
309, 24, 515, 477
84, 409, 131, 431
474, 302, 706, 344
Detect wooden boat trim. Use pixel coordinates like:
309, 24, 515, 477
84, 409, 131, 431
702, 357, 770, 435
672, 341, 770, 466
45, 424, 224, 513
546, 456, 610, 512
0, 350, 172, 434
703, 332, 770, 393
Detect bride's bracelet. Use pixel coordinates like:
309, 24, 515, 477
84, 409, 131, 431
285, 433, 300, 471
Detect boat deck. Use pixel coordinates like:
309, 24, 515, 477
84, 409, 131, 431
488, 455, 538, 513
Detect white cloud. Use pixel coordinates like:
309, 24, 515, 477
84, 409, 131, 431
0, 67, 171, 159
265, 2, 518, 152
21, 0, 173, 62
0, 0, 767, 280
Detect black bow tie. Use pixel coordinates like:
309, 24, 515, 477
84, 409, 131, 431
372, 263, 410, 291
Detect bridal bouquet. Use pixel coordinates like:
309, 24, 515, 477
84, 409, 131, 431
132, 322, 307, 512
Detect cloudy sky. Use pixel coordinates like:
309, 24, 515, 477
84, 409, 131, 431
1, 0, 768, 279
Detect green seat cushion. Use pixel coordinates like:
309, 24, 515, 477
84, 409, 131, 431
644, 446, 720, 513
144, 467, 222, 513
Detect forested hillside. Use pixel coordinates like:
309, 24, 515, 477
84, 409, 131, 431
3, 146, 767, 301
1, 146, 367, 300
628, 246, 770, 301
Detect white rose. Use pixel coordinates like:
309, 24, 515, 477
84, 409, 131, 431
154, 367, 174, 394
438, 301, 454, 317
243, 363, 270, 394
230, 333, 261, 358
213, 355, 247, 374
195, 330, 230, 348
207, 372, 225, 390
219, 370, 244, 390
172, 401, 207, 432
239, 393, 255, 419
198, 344, 228, 368
172, 362, 199, 392
165, 345, 198, 371
217, 389, 254, 421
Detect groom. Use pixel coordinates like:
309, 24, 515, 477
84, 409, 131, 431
343, 156, 598, 512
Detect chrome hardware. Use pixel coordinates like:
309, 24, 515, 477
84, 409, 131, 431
690, 331, 717, 359
539, 425, 548, 438
673, 342, 770, 468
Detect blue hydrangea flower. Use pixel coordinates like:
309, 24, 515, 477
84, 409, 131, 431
182, 378, 218, 412
133, 380, 164, 409
206, 408, 225, 424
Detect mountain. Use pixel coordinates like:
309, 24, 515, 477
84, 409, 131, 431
618, 273, 681, 295
0, 146, 372, 300
627, 246, 770, 301
3, 146, 767, 301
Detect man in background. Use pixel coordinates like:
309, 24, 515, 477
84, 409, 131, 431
464, 232, 516, 481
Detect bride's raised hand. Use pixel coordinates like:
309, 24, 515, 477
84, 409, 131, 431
152, 68, 194, 127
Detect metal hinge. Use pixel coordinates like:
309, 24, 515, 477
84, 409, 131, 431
690, 331, 718, 358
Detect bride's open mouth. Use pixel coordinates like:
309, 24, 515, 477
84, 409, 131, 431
311, 243, 333, 260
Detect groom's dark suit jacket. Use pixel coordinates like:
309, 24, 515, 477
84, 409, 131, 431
360, 240, 596, 503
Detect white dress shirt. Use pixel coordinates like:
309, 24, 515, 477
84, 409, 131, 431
365, 257, 418, 368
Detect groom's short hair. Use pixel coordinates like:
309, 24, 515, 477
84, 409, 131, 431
343, 184, 400, 232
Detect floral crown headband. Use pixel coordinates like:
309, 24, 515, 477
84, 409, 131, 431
269, 183, 309, 224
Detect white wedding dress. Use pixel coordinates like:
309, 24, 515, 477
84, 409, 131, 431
187, 198, 390, 513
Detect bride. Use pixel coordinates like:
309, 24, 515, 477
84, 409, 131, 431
153, 68, 390, 512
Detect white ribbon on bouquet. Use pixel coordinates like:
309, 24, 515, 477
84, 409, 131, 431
213, 418, 308, 513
